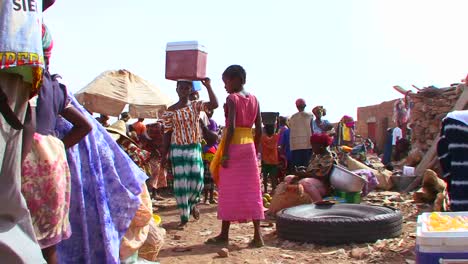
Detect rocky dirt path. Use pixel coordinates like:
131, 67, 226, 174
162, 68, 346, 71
156, 192, 422, 264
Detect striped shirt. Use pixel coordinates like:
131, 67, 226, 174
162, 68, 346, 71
163, 101, 207, 145
437, 115, 468, 211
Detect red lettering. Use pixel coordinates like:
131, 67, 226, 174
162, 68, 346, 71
4, 52, 16, 68
17, 52, 28, 66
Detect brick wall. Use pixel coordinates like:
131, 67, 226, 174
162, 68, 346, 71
408, 85, 466, 153
356, 99, 398, 153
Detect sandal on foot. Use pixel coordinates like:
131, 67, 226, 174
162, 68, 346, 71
155, 195, 166, 201
205, 236, 228, 245
248, 239, 265, 248
176, 221, 188, 230
192, 206, 200, 220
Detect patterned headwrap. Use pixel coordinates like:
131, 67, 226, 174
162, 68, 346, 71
342, 115, 355, 127
310, 133, 333, 147
42, 23, 53, 65
312, 106, 325, 116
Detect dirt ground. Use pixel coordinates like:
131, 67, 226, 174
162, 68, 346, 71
155, 191, 428, 264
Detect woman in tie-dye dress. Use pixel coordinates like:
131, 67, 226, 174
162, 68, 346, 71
161, 79, 218, 228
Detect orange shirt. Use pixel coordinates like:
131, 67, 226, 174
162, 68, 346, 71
261, 134, 280, 165
132, 121, 146, 135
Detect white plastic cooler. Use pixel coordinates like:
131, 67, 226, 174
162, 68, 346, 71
416, 212, 468, 264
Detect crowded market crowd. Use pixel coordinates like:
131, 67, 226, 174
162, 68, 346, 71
1, 1, 468, 264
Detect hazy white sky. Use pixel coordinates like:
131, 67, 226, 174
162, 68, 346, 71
45, 0, 468, 124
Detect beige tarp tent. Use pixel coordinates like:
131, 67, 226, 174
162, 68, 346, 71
75, 69, 172, 118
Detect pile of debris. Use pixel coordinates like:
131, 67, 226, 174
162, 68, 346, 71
403, 83, 468, 190
409, 85, 464, 153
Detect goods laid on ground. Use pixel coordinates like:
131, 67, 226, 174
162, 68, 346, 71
330, 165, 367, 193
391, 175, 418, 192
276, 204, 403, 245
262, 193, 272, 208
334, 190, 361, 204
165, 41, 207, 80
416, 212, 468, 263
425, 212, 468, 232
345, 155, 393, 190
413, 169, 448, 211
269, 183, 311, 214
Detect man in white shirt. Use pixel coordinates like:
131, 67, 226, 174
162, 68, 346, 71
289, 98, 314, 168
392, 125, 402, 146
391, 123, 403, 162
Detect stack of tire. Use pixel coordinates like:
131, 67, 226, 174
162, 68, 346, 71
276, 204, 403, 245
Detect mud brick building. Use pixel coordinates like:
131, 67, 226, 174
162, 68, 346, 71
356, 99, 398, 153
356, 83, 467, 155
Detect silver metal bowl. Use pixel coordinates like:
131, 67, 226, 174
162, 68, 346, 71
330, 165, 368, 192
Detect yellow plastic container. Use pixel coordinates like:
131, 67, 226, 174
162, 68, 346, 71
152, 214, 161, 225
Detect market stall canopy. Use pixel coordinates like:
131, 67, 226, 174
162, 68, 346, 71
75, 69, 172, 118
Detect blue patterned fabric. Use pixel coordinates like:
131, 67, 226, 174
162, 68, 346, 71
55, 93, 147, 264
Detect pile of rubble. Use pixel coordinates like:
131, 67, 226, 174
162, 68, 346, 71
409, 84, 465, 153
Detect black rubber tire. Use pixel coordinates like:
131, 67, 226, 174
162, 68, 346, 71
276, 204, 403, 245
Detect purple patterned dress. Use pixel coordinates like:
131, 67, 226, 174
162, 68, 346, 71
55, 92, 147, 264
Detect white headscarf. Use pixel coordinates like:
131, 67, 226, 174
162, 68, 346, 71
446, 110, 468, 126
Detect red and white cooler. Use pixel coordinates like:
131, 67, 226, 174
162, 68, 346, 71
165, 41, 207, 81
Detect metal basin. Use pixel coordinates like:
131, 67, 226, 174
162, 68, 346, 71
330, 165, 368, 192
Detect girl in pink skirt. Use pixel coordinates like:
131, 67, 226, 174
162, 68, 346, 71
208, 65, 264, 247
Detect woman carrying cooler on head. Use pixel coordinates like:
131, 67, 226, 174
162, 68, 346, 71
161, 79, 218, 228
207, 65, 265, 247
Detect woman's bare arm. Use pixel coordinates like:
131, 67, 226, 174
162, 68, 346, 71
201, 78, 219, 110
221, 98, 236, 167
254, 102, 262, 153
60, 106, 92, 148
